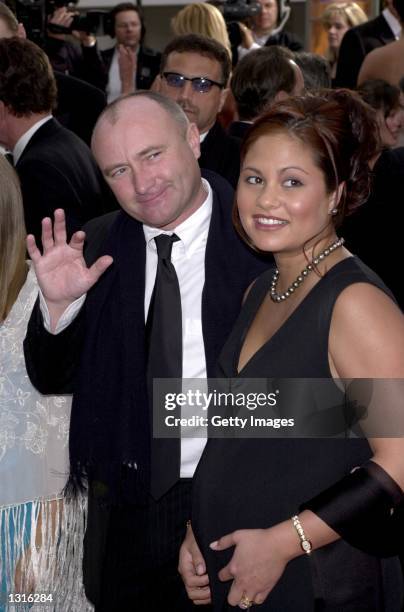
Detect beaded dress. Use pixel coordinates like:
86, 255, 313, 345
0, 265, 92, 611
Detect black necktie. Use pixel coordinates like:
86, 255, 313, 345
146, 234, 182, 499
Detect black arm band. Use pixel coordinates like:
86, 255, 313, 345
300, 461, 404, 557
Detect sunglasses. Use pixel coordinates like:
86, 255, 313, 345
162, 72, 225, 94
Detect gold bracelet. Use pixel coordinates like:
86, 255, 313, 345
291, 515, 312, 555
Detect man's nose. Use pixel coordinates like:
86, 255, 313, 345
178, 80, 194, 101
133, 168, 155, 194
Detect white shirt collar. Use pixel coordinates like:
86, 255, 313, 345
383, 8, 401, 39
13, 115, 53, 164
143, 178, 213, 257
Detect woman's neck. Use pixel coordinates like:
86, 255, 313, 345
273, 233, 342, 295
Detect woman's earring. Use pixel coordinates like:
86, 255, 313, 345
330, 208, 338, 216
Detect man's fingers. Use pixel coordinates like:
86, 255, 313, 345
192, 550, 206, 575
26, 234, 41, 263
183, 572, 210, 588
187, 585, 212, 603
187, 585, 212, 605
69, 230, 86, 251
88, 255, 114, 283
53, 209, 67, 245
41, 217, 54, 253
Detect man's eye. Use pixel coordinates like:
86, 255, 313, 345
111, 167, 127, 178
245, 176, 263, 185
148, 151, 161, 160
284, 178, 302, 188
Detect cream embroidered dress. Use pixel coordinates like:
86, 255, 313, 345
0, 265, 92, 611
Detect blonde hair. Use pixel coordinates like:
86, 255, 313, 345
322, 2, 368, 29
0, 155, 27, 321
0, 3, 19, 35
171, 3, 231, 58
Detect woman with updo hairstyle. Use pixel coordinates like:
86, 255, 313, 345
179, 90, 404, 611
0, 155, 90, 610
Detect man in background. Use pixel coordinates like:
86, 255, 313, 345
0, 37, 115, 242
159, 34, 241, 188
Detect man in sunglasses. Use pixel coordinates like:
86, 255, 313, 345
159, 34, 241, 188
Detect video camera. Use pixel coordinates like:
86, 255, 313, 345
12, 0, 111, 47
216, 0, 261, 22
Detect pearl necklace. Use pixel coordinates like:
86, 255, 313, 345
270, 237, 345, 303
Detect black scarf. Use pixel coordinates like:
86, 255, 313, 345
68, 211, 150, 504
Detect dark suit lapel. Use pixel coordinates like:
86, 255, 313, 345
202, 183, 241, 378
16, 117, 60, 165
101, 46, 115, 72
375, 14, 396, 44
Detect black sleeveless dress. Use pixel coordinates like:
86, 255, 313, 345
192, 257, 403, 611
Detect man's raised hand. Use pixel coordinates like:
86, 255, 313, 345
27, 209, 113, 329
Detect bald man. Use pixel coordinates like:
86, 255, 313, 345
24, 91, 268, 610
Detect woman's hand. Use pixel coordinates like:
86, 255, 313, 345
210, 525, 298, 607
178, 523, 211, 605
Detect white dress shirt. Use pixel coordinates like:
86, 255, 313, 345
40, 178, 213, 477
383, 8, 402, 40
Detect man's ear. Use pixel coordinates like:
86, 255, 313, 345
328, 181, 345, 215
17, 23, 27, 39
186, 121, 201, 160
273, 90, 289, 103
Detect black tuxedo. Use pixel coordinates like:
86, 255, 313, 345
199, 121, 241, 188
53, 71, 106, 146
264, 29, 303, 52
80, 43, 161, 93
16, 118, 116, 244
227, 120, 251, 140
341, 148, 404, 310
334, 14, 396, 89
24, 170, 269, 609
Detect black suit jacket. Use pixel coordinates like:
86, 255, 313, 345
53, 71, 106, 146
341, 148, 404, 310
199, 121, 241, 188
227, 120, 251, 140
334, 14, 396, 89
16, 118, 116, 243
81, 43, 161, 92
264, 29, 304, 52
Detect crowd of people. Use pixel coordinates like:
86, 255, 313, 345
1, 0, 404, 610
